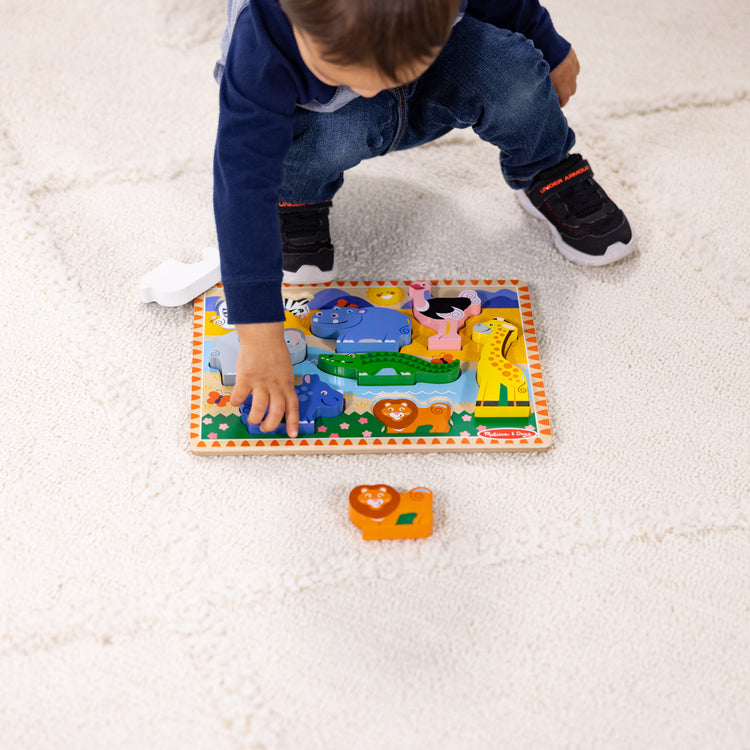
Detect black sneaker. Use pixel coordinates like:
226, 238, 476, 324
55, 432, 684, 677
517, 154, 636, 265
278, 201, 337, 284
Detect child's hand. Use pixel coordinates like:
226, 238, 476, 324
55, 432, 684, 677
229, 322, 300, 437
550, 48, 580, 107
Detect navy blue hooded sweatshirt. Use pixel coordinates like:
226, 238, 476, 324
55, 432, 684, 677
214, 0, 570, 323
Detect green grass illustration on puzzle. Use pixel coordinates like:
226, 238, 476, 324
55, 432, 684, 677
194, 280, 549, 452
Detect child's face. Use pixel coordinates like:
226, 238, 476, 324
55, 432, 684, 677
293, 27, 437, 98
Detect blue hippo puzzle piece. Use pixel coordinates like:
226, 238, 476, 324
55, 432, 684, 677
240, 374, 344, 436
209, 328, 307, 387
310, 307, 412, 353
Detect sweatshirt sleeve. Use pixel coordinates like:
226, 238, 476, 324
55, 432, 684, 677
213, 13, 298, 325
465, 0, 571, 68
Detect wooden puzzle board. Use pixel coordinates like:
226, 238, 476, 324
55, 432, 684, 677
190, 280, 551, 454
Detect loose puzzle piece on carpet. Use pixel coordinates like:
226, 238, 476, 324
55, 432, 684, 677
349, 484, 434, 540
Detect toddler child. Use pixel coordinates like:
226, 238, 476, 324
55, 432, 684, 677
213, 0, 635, 437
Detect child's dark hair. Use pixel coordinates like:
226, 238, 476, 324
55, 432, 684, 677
280, 0, 462, 81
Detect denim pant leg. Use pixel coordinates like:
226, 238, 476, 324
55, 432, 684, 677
398, 14, 576, 189
279, 94, 400, 204
280, 13, 575, 202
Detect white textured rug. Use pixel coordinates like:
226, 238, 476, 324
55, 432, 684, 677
2, 1, 749, 747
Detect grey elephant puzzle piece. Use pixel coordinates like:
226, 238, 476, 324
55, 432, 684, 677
208, 328, 307, 386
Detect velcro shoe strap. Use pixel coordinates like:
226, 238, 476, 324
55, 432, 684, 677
528, 159, 593, 207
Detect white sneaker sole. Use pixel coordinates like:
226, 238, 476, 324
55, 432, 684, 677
282, 260, 338, 285
516, 189, 637, 266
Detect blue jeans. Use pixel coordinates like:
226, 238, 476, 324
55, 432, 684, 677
279, 14, 575, 203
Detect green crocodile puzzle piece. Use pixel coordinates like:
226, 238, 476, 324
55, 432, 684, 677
317, 351, 461, 385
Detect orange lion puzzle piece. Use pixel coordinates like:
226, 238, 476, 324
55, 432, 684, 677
348, 484, 434, 540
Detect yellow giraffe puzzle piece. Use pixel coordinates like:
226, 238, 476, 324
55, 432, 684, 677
471, 318, 531, 418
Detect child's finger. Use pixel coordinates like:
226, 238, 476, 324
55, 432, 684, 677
247, 388, 270, 425
230, 380, 252, 407
260, 390, 287, 433
284, 392, 300, 438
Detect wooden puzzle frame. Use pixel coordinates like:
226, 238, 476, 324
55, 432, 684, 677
190, 280, 551, 454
